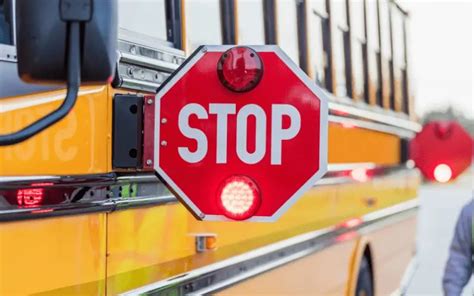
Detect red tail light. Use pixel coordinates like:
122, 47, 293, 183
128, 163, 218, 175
350, 168, 370, 182
338, 217, 363, 229
218, 175, 261, 220
433, 163, 452, 183
17, 188, 44, 207
217, 46, 263, 93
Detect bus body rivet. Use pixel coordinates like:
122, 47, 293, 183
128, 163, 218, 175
147, 99, 153, 105
146, 159, 152, 165
161, 140, 167, 146
161, 118, 167, 124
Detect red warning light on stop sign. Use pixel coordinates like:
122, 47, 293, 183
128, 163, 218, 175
154, 46, 328, 221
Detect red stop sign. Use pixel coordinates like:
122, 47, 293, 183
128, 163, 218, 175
410, 121, 473, 182
154, 46, 328, 221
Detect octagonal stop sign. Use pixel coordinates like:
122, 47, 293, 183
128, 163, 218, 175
154, 46, 328, 221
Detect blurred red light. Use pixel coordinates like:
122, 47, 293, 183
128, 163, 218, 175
350, 168, 370, 182
434, 121, 453, 139
30, 182, 54, 187
217, 46, 263, 92
218, 175, 261, 220
433, 163, 452, 183
17, 188, 44, 207
339, 217, 363, 229
341, 122, 355, 129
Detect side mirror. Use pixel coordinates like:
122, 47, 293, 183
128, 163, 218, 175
0, 0, 117, 146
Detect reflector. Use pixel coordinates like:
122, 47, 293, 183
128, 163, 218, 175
217, 176, 261, 220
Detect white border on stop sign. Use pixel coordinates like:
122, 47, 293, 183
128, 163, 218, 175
154, 45, 329, 222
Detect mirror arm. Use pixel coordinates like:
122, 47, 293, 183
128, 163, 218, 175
0, 22, 81, 146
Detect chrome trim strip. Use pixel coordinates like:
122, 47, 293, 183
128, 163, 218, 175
329, 115, 415, 138
328, 101, 422, 133
327, 162, 376, 172
0, 164, 418, 221
0, 176, 61, 183
121, 199, 419, 295
120, 52, 179, 72
118, 77, 160, 93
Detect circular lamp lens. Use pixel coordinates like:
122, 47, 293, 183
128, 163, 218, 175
217, 175, 261, 220
433, 163, 452, 183
217, 46, 263, 93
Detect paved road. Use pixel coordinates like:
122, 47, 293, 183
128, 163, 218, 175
405, 170, 473, 295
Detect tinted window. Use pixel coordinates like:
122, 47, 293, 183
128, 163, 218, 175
236, 0, 265, 45
0, 0, 13, 45
118, 0, 167, 42
184, 0, 222, 52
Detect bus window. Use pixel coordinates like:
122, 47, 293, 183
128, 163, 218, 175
308, 1, 328, 88
0, 0, 13, 45
236, 0, 265, 45
118, 0, 167, 42
349, 0, 365, 101
184, 0, 223, 52
366, 0, 380, 106
331, 0, 348, 98
379, 0, 391, 59
392, 7, 405, 67
312, 0, 326, 15
392, 6, 407, 113
378, 0, 391, 109
276, 0, 299, 64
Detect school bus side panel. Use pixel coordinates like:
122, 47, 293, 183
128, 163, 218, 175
0, 214, 107, 295
0, 85, 111, 176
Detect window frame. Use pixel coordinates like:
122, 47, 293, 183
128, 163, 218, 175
220, 0, 236, 44
329, 0, 350, 98
0, 0, 16, 63
347, 0, 368, 102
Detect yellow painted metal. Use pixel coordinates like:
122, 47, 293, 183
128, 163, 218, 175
104, 169, 419, 294
0, 85, 112, 176
0, 214, 107, 295
106, 204, 195, 296
328, 123, 400, 165
218, 239, 358, 296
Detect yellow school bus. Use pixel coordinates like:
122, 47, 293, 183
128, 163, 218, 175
0, 0, 421, 295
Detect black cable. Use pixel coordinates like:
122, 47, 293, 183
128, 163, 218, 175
0, 22, 81, 146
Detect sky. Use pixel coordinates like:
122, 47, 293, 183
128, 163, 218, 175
398, 0, 473, 118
